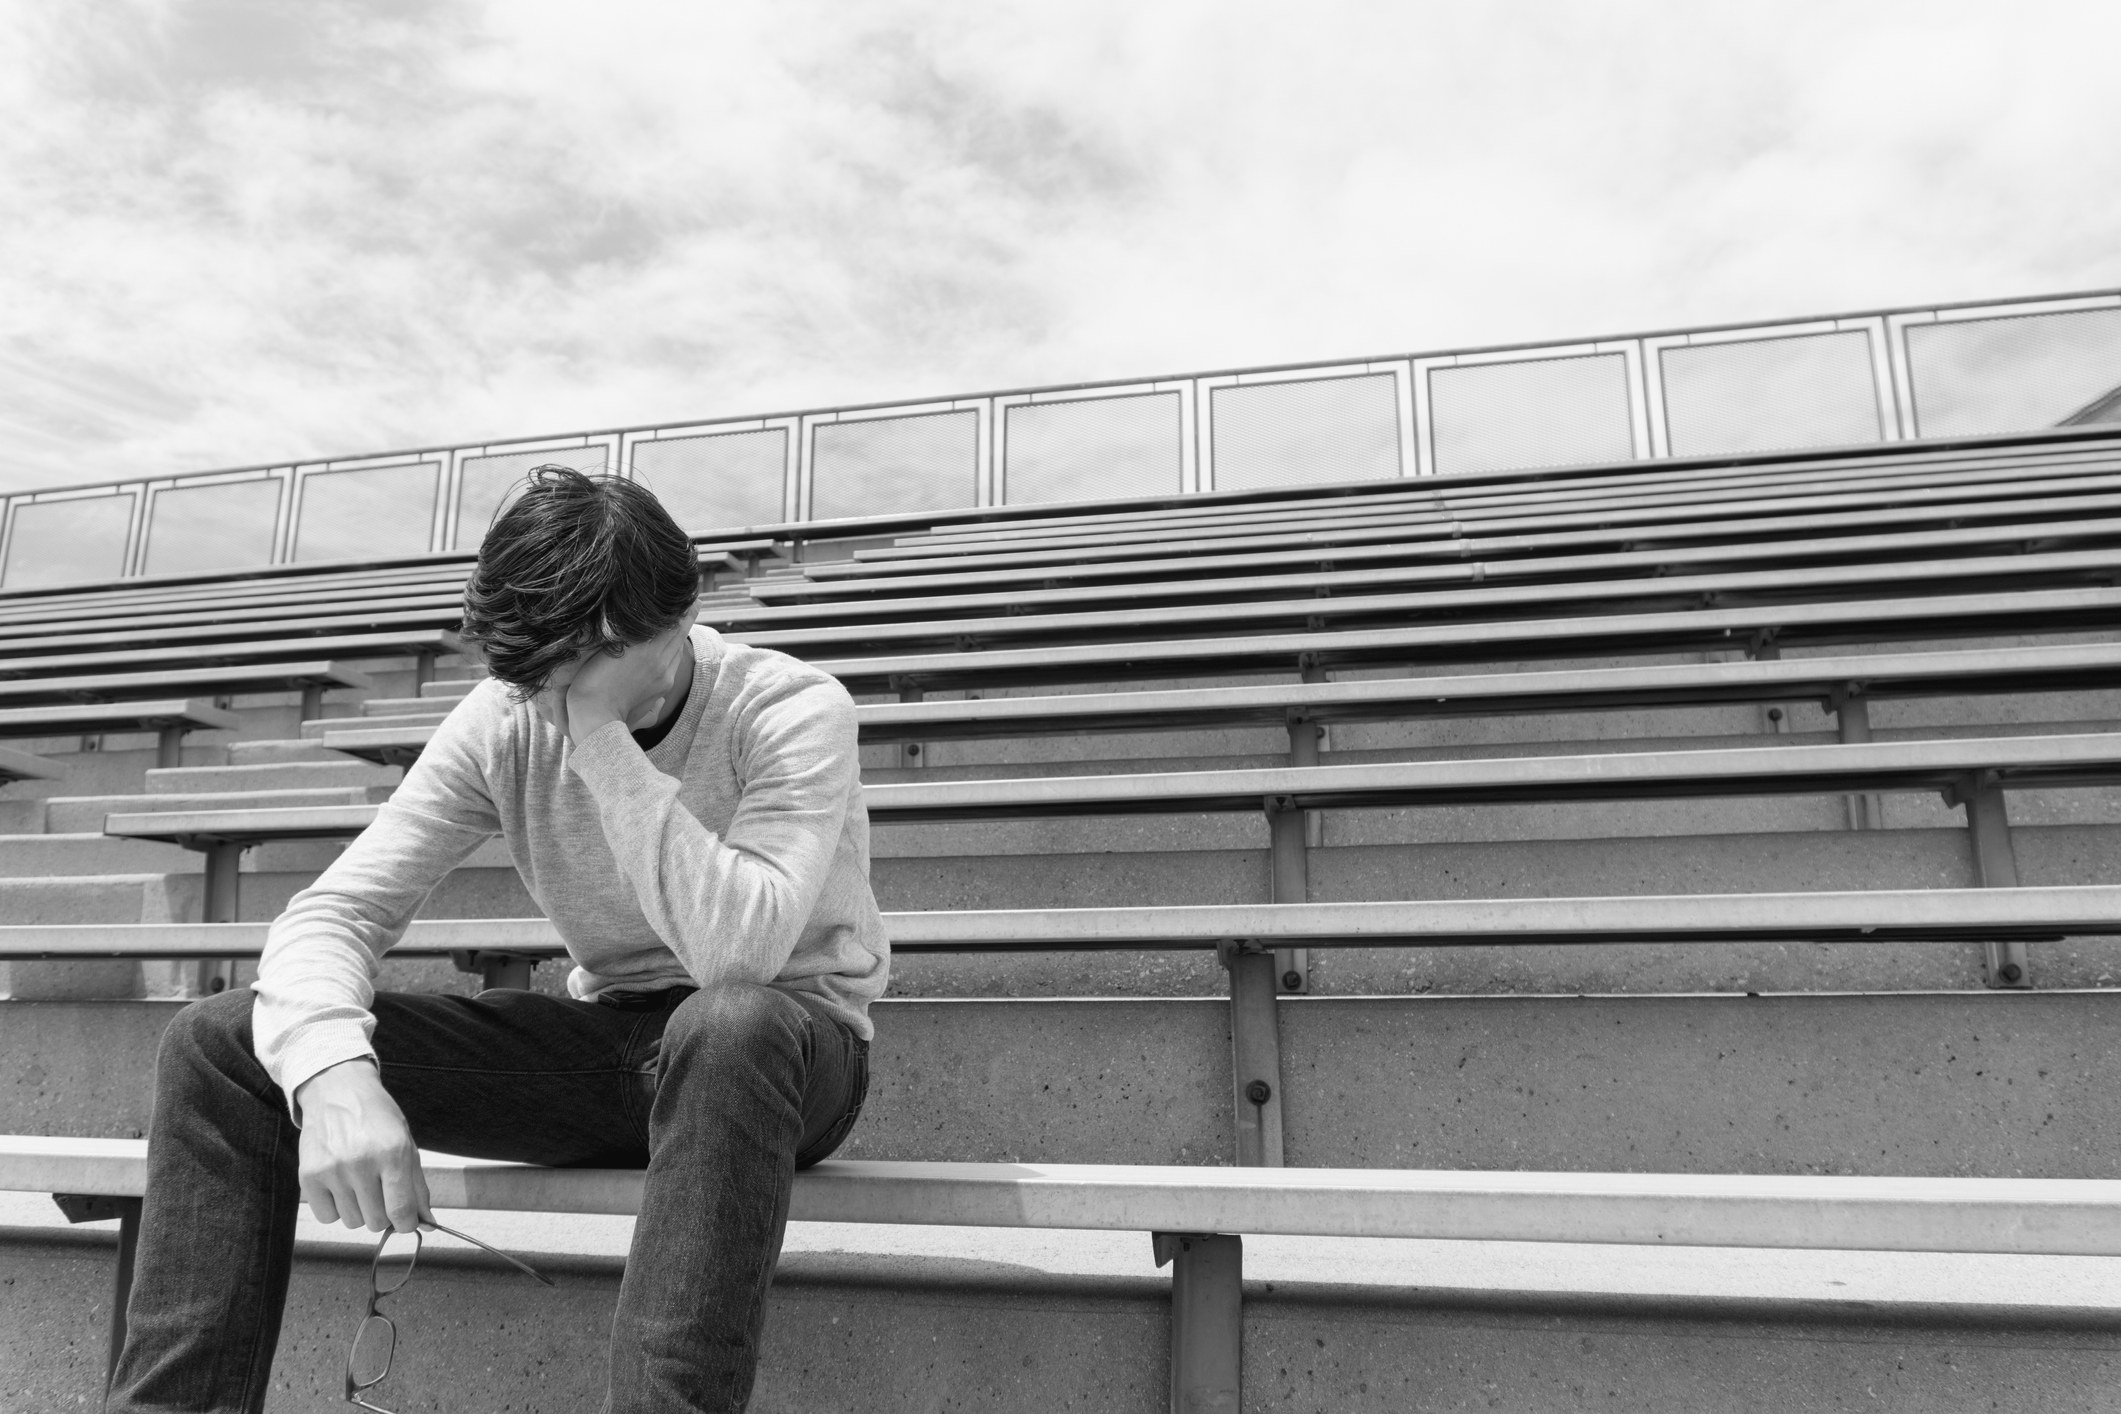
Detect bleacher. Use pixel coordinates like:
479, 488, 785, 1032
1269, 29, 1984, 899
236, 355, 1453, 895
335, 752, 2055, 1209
7, 387, 2121, 1402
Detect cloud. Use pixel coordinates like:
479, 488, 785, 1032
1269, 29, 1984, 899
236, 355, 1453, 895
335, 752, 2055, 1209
1, 0, 2118, 494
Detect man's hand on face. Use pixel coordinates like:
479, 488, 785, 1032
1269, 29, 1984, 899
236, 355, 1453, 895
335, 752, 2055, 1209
295, 1059, 432, 1234
548, 618, 695, 746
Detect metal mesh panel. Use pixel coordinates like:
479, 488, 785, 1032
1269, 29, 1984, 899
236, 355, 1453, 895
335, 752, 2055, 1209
144, 480, 281, 577
455, 446, 611, 548
1209, 374, 1399, 492
810, 410, 977, 519
630, 429, 787, 532
293, 462, 439, 563
1004, 392, 1181, 505
1660, 331, 1881, 457
2, 495, 133, 588
1906, 307, 2121, 438
1428, 354, 1634, 475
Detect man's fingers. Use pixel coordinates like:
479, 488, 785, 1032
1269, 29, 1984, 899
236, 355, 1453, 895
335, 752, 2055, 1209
380, 1151, 429, 1234
300, 1175, 340, 1227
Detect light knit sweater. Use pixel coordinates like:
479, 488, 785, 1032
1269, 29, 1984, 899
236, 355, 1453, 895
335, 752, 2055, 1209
251, 626, 890, 1111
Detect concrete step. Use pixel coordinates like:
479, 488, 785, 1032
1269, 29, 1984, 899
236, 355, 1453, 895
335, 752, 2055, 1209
13, 991, 2121, 1178
0, 874, 190, 1001
143, 760, 402, 794
223, 739, 357, 766
0, 797, 45, 833
420, 679, 480, 699
42, 786, 395, 833
0, 834, 199, 878
8, 1207, 2117, 1412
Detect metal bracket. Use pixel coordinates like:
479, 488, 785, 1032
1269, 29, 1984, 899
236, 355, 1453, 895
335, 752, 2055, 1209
448, 950, 541, 991
1216, 940, 1285, 1167
1151, 1232, 1242, 1414
54, 1194, 142, 1387
1953, 772, 2033, 989
897, 685, 926, 769
1830, 688, 1883, 831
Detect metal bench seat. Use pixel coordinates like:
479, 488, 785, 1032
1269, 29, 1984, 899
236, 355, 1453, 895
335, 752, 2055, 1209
9, 888, 2121, 963
0, 744, 60, 784
13, 1130, 2118, 1404
0, 699, 242, 768
311, 643, 2121, 764
724, 546, 2121, 657
840, 460, 2121, 575
806, 584, 2121, 693
891, 436, 2121, 550
0, 629, 462, 683
761, 481, 2121, 602
0, 661, 371, 709
732, 499, 2121, 624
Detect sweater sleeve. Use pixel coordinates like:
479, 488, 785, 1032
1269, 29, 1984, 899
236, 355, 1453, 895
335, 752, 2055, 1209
251, 693, 506, 1116
564, 669, 857, 988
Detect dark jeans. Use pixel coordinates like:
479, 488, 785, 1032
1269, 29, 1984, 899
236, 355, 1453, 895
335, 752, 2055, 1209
105, 980, 869, 1414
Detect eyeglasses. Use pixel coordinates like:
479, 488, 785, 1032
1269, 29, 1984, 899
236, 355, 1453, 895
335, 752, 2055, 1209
344, 1221, 554, 1413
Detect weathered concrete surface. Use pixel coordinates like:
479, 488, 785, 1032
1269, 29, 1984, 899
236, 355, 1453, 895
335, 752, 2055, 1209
1279, 991, 2121, 1176
14, 994, 2121, 1178
10, 1228, 2120, 1413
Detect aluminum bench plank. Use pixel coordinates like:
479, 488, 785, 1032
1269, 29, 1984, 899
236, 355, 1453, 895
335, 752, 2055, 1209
0, 605, 464, 660
0, 661, 372, 707
0, 744, 60, 783
6, 1137, 2119, 1257
764, 482, 2121, 603
7, 888, 2121, 960
805, 585, 2121, 691
724, 546, 2121, 655
0, 698, 242, 738
318, 644, 2121, 762
878, 451, 2121, 560
730, 500, 2121, 624
0, 591, 463, 647
834, 464, 2121, 576
0, 629, 461, 681
98, 733, 2121, 843
894, 441, 2121, 548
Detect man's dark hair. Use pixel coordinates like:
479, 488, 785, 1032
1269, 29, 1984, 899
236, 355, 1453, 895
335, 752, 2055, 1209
460, 466, 698, 698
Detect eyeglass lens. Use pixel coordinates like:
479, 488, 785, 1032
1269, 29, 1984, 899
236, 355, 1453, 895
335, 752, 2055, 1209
373, 1228, 420, 1295
347, 1313, 396, 1388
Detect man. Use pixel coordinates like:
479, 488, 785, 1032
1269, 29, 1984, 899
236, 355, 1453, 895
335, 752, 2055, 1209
106, 466, 888, 1413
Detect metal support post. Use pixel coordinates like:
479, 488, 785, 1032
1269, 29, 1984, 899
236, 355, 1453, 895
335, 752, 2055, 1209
449, 950, 540, 991
1269, 774, 1311, 992
1217, 940, 1285, 1167
53, 1193, 141, 1385
1152, 1232, 1242, 1414
1832, 689, 1883, 831
195, 840, 244, 995
1955, 773, 2032, 989
155, 725, 185, 771
299, 682, 324, 722
414, 650, 436, 691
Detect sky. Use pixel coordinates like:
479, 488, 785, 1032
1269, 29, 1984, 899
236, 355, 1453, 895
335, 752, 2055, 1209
2, 0, 2119, 495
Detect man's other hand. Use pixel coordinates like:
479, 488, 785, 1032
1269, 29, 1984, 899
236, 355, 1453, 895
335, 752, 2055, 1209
295, 1059, 431, 1234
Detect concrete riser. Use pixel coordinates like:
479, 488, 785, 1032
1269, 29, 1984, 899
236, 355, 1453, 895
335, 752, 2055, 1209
11, 992, 2121, 1178
7, 1231, 2117, 1413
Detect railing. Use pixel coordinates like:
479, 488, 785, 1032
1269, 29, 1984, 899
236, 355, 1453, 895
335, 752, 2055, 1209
4, 288, 2118, 590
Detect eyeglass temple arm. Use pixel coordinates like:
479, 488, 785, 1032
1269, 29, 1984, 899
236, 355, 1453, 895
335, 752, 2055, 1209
421, 1219, 556, 1287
